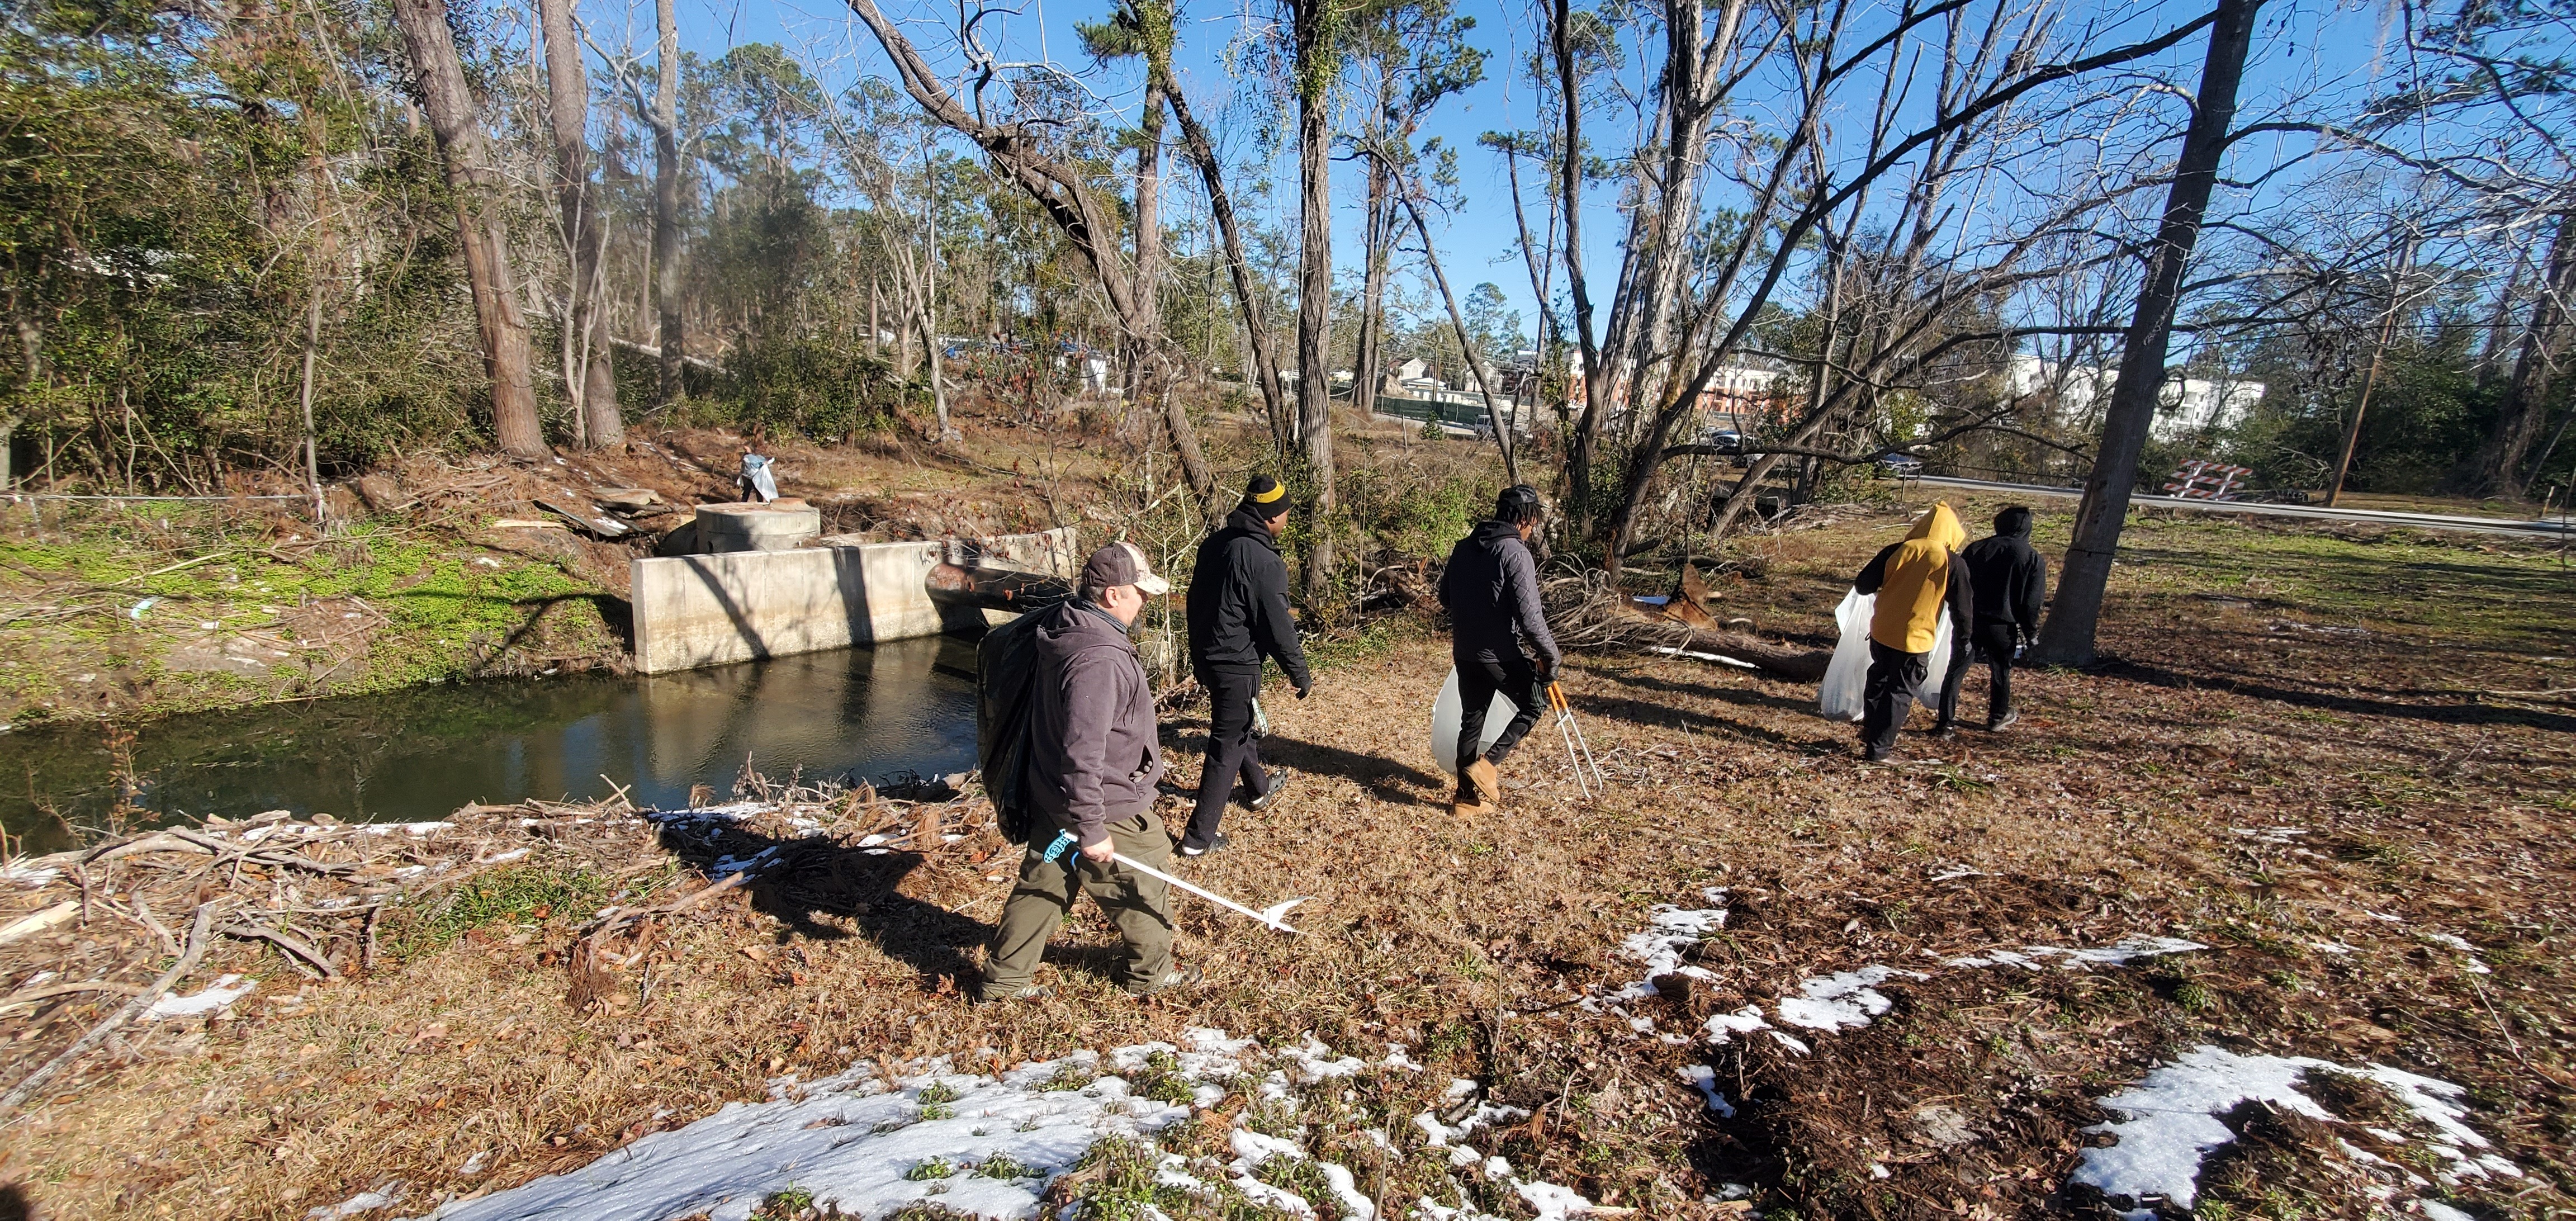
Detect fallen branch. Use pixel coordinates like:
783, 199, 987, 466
2, 904, 215, 1113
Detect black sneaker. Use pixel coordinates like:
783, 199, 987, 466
1243, 771, 1292, 812
976, 983, 1053, 1004
1126, 965, 1204, 997
1988, 710, 2019, 731
1863, 748, 1901, 763
1933, 724, 1959, 741
1180, 834, 1229, 857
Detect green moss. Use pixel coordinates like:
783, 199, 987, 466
0, 503, 620, 722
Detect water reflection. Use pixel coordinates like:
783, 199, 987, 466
0, 636, 981, 852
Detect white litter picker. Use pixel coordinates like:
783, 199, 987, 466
1041, 831, 1306, 934
1547, 681, 1607, 799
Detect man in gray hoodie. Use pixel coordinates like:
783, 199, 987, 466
1438, 485, 1562, 813
980, 542, 1197, 1001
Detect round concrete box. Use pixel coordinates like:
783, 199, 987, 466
695, 500, 821, 552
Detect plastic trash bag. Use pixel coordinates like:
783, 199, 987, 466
738, 453, 779, 503
1817, 590, 1954, 721
1428, 667, 1521, 775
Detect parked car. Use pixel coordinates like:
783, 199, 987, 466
1693, 427, 1745, 453
1873, 451, 1925, 476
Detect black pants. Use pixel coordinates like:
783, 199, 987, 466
1937, 620, 2020, 726
1186, 664, 1268, 848
1860, 640, 1929, 757
1456, 651, 1546, 778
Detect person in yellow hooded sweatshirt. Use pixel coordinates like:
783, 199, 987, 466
1849, 503, 1973, 761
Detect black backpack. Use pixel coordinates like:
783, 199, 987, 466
976, 609, 1048, 844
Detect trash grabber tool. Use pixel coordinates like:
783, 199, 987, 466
1043, 832, 1306, 934
1547, 682, 1606, 797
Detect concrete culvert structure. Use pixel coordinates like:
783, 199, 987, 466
695, 500, 820, 552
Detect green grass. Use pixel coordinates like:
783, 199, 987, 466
380, 862, 611, 961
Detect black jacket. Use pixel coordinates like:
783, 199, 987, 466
1854, 541, 1973, 649
1960, 527, 2047, 635
1186, 508, 1310, 685
1439, 519, 1562, 670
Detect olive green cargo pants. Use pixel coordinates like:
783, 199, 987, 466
981, 810, 1175, 996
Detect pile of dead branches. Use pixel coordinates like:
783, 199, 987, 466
0, 776, 1008, 1113
1549, 569, 1831, 683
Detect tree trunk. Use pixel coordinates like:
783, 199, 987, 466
1553, 0, 1606, 536
2030, 0, 2260, 666
1294, 36, 1337, 605
538, 0, 622, 448
1354, 129, 1393, 421
2454, 212, 2575, 501
651, 0, 685, 409
1162, 78, 1291, 456
390, 0, 545, 458
1396, 183, 1519, 484
1133, 73, 1166, 412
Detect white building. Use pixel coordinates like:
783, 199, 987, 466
2008, 354, 2264, 443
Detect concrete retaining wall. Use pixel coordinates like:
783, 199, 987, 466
631, 527, 1078, 674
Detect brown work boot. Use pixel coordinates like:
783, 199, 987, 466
1462, 758, 1504, 811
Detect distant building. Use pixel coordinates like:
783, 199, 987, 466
2008, 354, 2263, 443
1554, 351, 1789, 432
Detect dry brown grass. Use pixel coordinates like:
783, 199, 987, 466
3, 491, 2574, 1219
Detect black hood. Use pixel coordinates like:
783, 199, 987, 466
1473, 518, 1524, 545
1224, 507, 1284, 549
1993, 507, 2034, 539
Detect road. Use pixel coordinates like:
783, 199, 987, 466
1909, 474, 2576, 540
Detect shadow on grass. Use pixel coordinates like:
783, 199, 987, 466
2099, 658, 2576, 734
1258, 735, 1447, 804
648, 819, 991, 991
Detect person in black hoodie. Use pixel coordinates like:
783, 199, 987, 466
1937, 505, 2048, 733
1180, 475, 1313, 856
1438, 485, 1561, 813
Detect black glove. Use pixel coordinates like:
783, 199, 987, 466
1294, 682, 1311, 701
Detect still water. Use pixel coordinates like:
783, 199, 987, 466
0, 637, 981, 853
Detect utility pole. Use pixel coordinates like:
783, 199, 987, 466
2327, 236, 2416, 508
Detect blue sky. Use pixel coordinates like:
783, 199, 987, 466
602, 0, 2458, 349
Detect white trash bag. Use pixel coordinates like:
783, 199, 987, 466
1817, 590, 1954, 722
1428, 666, 1521, 775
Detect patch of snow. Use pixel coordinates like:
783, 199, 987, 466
1774, 966, 1925, 1031
145, 974, 256, 1020
2420, 1202, 2475, 1221
1513, 1178, 1600, 1219
1600, 890, 1728, 1005
2312, 941, 2357, 955
4, 863, 63, 888
1679, 1066, 1735, 1117
411, 1033, 1595, 1221
709, 846, 780, 876
1945, 937, 2206, 970
2069, 1045, 2513, 1216
478, 849, 528, 865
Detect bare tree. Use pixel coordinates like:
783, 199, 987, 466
2034, 0, 2262, 666
389, 0, 546, 458
1159, 69, 1292, 455
843, 0, 1219, 514
1542, 0, 2221, 581
651, 0, 685, 408
1287, 0, 1339, 602
537, 0, 623, 449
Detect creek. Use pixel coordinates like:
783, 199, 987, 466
0, 637, 981, 855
